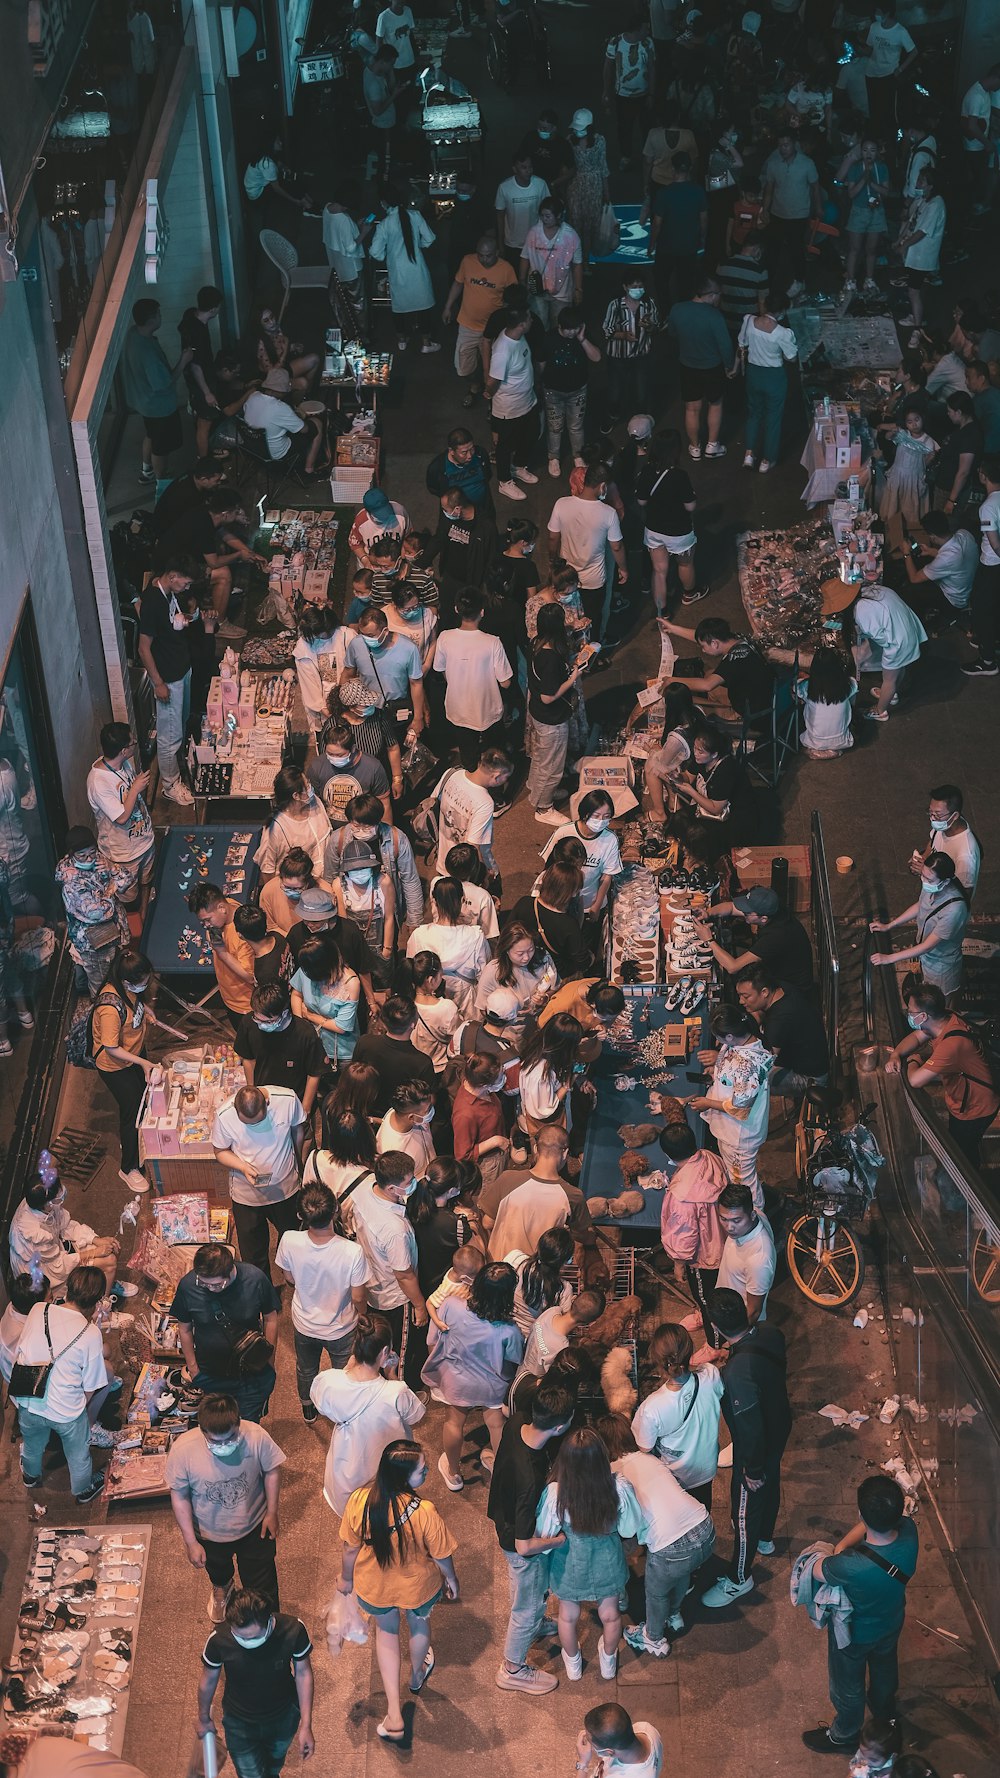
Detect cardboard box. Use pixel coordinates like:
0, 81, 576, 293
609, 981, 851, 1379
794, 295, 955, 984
731, 843, 812, 913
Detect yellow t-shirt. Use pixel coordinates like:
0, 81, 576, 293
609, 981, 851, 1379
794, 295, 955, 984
455, 254, 517, 333
215, 915, 254, 1015
538, 976, 600, 1030
341, 1486, 457, 1610
93, 987, 146, 1073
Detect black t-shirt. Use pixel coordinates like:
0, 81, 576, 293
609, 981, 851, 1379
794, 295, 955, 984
487, 1415, 558, 1552
353, 1033, 436, 1113
139, 582, 193, 684
760, 985, 828, 1075
932, 419, 983, 491
698, 753, 756, 848
715, 639, 775, 721
179, 309, 214, 376
203, 1615, 312, 1720
638, 463, 696, 537
750, 913, 814, 994
542, 331, 589, 393
159, 504, 220, 564
511, 894, 589, 979
415, 1208, 474, 1298
253, 934, 294, 988
170, 1261, 281, 1376
528, 644, 571, 725
722, 1323, 792, 1472
517, 130, 574, 192
234, 1013, 325, 1097
495, 555, 540, 607
153, 474, 205, 538
287, 917, 370, 977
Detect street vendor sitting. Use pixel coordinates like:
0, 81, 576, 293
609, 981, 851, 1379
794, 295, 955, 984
658, 616, 776, 731
9, 1153, 121, 1296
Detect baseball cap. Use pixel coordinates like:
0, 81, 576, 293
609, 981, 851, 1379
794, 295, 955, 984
627, 414, 655, 440
362, 487, 398, 528
486, 988, 522, 1023
340, 839, 377, 873
298, 887, 336, 921
734, 887, 779, 918
570, 108, 593, 136
262, 367, 292, 394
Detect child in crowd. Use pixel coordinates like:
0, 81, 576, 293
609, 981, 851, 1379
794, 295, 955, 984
427, 1242, 486, 1331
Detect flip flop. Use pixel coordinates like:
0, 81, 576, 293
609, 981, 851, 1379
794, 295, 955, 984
409, 1647, 435, 1693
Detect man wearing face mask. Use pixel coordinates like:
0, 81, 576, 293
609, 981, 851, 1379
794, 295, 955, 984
909, 783, 981, 897
323, 793, 424, 932
171, 1243, 280, 1422
870, 853, 970, 1002
548, 467, 628, 636
234, 984, 324, 1113
211, 1085, 307, 1283
518, 111, 574, 199
342, 607, 426, 747
259, 849, 318, 938
137, 559, 198, 806
167, 1396, 286, 1621
198, 1585, 314, 1776
885, 979, 1000, 1168
306, 720, 390, 826
350, 1150, 428, 1362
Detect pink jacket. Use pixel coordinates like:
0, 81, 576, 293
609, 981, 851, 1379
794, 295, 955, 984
659, 1151, 728, 1267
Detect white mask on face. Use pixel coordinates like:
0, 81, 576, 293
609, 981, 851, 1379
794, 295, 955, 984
585, 816, 609, 834
233, 1617, 274, 1648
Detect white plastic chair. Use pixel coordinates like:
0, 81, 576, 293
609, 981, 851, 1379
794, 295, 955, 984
259, 229, 332, 323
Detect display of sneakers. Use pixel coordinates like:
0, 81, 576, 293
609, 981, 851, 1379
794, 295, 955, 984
679, 981, 706, 1015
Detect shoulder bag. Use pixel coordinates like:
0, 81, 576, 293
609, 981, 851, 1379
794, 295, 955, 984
9, 1305, 88, 1401
856, 1544, 911, 1585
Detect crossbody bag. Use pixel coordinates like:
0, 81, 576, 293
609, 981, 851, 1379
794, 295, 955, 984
656, 1372, 701, 1462
856, 1544, 911, 1585
9, 1305, 88, 1401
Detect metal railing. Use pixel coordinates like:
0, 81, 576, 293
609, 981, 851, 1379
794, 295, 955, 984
809, 808, 840, 1080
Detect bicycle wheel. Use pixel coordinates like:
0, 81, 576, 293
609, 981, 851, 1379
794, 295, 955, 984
971, 1227, 1000, 1302
786, 1213, 865, 1308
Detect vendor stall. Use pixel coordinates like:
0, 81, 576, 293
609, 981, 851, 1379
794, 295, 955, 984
791, 311, 902, 374
138, 1043, 245, 1194
101, 1363, 193, 1504
191, 664, 294, 817
140, 825, 261, 983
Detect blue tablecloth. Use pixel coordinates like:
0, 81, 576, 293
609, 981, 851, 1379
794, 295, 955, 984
141, 824, 261, 975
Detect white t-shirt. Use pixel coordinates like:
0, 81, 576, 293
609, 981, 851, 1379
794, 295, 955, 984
435, 769, 497, 875
376, 1109, 436, 1178
351, 1180, 418, 1308
322, 208, 365, 280
431, 875, 500, 938
632, 1368, 724, 1488
86, 758, 153, 864
903, 136, 937, 198
716, 1214, 776, 1319
244, 156, 278, 200
865, 19, 914, 77
312, 1368, 425, 1514
410, 994, 462, 1071
542, 820, 623, 907
495, 174, 550, 249
242, 391, 305, 460
854, 586, 927, 669
211, 1088, 305, 1205
904, 195, 945, 272
962, 82, 991, 152
13, 1303, 107, 1424
376, 4, 415, 69
548, 495, 623, 589
925, 821, 981, 893
979, 491, 1000, 565
275, 1229, 369, 1339
601, 1724, 664, 1778
433, 628, 513, 729
613, 1449, 709, 1550
922, 529, 978, 607
406, 921, 491, 1017
800, 681, 856, 754
489, 331, 536, 419
606, 33, 654, 97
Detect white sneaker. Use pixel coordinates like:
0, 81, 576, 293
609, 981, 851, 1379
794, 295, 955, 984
573, 456, 586, 468
421, 341, 442, 354
787, 279, 806, 299
704, 442, 727, 459
514, 466, 539, 485
717, 1443, 733, 1468
758, 460, 772, 474
688, 444, 702, 460
498, 480, 527, 501
701, 1575, 753, 1608
598, 1643, 618, 1679
161, 780, 195, 806
119, 1168, 151, 1195
757, 1539, 776, 1555
534, 807, 567, 826
561, 1648, 583, 1681
742, 450, 755, 469
437, 1451, 463, 1491
548, 458, 561, 478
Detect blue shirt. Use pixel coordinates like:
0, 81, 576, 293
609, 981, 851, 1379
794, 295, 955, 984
653, 181, 708, 257
345, 632, 423, 701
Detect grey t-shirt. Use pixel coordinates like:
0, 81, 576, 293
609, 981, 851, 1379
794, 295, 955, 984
165, 1422, 286, 1541
762, 149, 818, 220
667, 301, 733, 370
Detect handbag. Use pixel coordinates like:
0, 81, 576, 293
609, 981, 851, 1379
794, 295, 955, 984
9, 1305, 87, 1401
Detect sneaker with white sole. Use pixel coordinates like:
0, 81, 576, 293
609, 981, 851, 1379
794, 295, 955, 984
216, 619, 247, 640
717, 1443, 733, 1467
688, 444, 702, 460
496, 1662, 558, 1693
111, 1280, 139, 1298
758, 460, 772, 474
704, 442, 727, 459
514, 465, 539, 484
756, 1539, 776, 1555
480, 1447, 495, 1473
534, 807, 567, 826
666, 1613, 685, 1634
548, 459, 561, 478
742, 450, 755, 468
561, 1648, 583, 1680
161, 780, 195, 806
18, 1008, 34, 1029
598, 1643, 618, 1679
119, 1168, 151, 1195
498, 479, 527, 501
208, 1585, 232, 1624
437, 1451, 464, 1491
701, 1576, 754, 1608
421, 341, 442, 354
623, 1623, 671, 1658
962, 660, 999, 677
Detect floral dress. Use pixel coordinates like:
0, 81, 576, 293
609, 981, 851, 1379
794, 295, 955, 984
567, 135, 610, 266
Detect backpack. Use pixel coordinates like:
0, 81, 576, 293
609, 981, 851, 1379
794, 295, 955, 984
409, 767, 458, 859
65, 988, 126, 1071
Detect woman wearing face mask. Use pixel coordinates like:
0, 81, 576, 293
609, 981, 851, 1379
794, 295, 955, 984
496, 517, 540, 606
407, 951, 462, 1073
524, 605, 585, 826
423, 1260, 523, 1489
333, 838, 396, 980
293, 605, 350, 743
337, 1439, 459, 1742
602, 270, 660, 425
386, 579, 438, 669
408, 1158, 482, 1301
255, 767, 331, 881
450, 1054, 510, 1185
639, 682, 698, 827
475, 921, 559, 1033
686, 1006, 773, 1211
91, 946, 173, 1195
377, 1081, 437, 1179
539, 790, 623, 921
313, 1315, 426, 1520
534, 1425, 642, 1681
8, 1154, 120, 1294
290, 935, 361, 1068
406, 878, 490, 1017
870, 852, 970, 1001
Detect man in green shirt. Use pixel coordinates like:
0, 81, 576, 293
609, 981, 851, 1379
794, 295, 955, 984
121, 296, 184, 483
666, 277, 736, 463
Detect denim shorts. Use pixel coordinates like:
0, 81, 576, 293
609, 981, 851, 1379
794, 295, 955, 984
358, 1588, 442, 1628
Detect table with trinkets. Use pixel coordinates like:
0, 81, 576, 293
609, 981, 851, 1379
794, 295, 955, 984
140, 825, 261, 1024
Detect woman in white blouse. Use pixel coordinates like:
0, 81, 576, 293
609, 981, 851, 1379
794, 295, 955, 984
405, 877, 490, 1017
735, 305, 798, 474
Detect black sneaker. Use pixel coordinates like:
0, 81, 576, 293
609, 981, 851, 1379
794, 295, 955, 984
21, 1467, 41, 1489
801, 1728, 854, 1755
302, 1403, 319, 1424
961, 661, 998, 677
681, 584, 712, 606
75, 1475, 105, 1505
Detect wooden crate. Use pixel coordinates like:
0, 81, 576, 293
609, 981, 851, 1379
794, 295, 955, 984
731, 844, 812, 913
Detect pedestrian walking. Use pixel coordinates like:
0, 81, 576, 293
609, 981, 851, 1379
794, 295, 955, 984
166, 1393, 285, 1618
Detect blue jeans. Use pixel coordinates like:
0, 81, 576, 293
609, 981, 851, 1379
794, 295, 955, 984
19, 1404, 93, 1495
223, 1702, 299, 1778
744, 362, 788, 464
194, 1366, 276, 1423
827, 1621, 900, 1743
643, 1517, 716, 1638
155, 670, 191, 789
545, 386, 587, 462
293, 1326, 354, 1406
502, 1548, 551, 1665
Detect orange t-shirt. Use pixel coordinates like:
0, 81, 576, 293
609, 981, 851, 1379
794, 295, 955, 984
212, 907, 253, 1015
927, 1017, 1000, 1122
455, 254, 517, 333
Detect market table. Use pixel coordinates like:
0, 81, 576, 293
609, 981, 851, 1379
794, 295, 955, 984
140, 825, 261, 1026
790, 311, 902, 373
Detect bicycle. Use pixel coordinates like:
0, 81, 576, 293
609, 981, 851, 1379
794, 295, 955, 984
786, 1088, 883, 1309
486, 0, 551, 91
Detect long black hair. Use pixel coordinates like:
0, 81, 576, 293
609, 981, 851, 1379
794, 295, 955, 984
520, 1226, 573, 1312
519, 1011, 583, 1084
360, 1440, 424, 1568
385, 187, 418, 264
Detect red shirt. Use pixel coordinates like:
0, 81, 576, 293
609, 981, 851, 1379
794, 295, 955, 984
451, 1082, 505, 1162
731, 197, 763, 248
927, 1016, 1000, 1122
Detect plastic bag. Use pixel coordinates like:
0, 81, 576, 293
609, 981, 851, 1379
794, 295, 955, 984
595, 203, 620, 258
324, 1590, 368, 1656
400, 735, 438, 790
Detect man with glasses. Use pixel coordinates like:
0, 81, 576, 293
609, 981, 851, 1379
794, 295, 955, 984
170, 1243, 280, 1422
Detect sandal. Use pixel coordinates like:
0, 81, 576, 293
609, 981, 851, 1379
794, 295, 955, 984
409, 1646, 435, 1693
377, 1720, 407, 1741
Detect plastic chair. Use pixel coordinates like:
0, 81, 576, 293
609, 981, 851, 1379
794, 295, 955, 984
259, 229, 333, 323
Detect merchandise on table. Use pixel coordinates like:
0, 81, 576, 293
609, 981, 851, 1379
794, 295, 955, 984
103, 1362, 193, 1502
802, 368, 898, 420
4, 1524, 152, 1753
737, 518, 850, 650
151, 1192, 211, 1245
609, 866, 662, 984
141, 825, 261, 973
140, 1044, 245, 1159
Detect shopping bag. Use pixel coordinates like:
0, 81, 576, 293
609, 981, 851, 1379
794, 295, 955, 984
324, 1589, 369, 1656
595, 203, 620, 258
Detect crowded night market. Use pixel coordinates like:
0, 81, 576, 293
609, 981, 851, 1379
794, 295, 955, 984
1, 0, 1000, 1775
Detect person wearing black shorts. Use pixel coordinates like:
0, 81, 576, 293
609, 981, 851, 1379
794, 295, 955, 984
666, 279, 735, 463
178, 285, 224, 458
